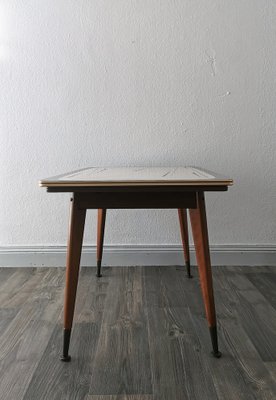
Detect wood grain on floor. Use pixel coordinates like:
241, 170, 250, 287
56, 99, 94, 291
0, 266, 275, 400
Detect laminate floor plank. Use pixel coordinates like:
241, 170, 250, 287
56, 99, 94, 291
0, 268, 64, 400
214, 266, 275, 274
219, 318, 276, 400
85, 395, 153, 400
23, 267, 105, 400
0, 266, 275, 400
191, 314, 258, 400
74, 267, 108, 323
213, 273, 240, 321
0, 307, 20, 337
23, 322, 101, 400
222, 273, 276, 361
146, 305, 218, 400
143, 266, 203, 313
0, 268, 36, 306
246, 273, 276, 310
0, 268, 17, 288
264, 362, 276, 382
88, 267, 152, 396
143, 266, 190, 308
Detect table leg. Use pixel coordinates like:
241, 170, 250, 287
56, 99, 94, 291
96, 209, 106, 277
178, 208, 192, 278
61, 198, 86, 362
189, 192, 221, 358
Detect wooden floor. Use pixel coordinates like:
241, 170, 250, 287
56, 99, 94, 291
0, 266, 276, 400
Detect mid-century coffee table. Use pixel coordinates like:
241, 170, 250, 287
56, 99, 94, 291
40, 166, 233, 361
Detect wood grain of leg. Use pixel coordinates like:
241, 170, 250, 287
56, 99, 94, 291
97, 209, 107, 278
62, 197, 86, 361
178, 208, 192, 278
189, 192, 220, 357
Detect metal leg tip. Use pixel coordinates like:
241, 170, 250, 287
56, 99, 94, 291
185, 262, 193, 278
96, 261, 102, 277
211, 350, 222, 358
209, 326, 221, 358
62, 328, 71, 362
60, 354, 71, 362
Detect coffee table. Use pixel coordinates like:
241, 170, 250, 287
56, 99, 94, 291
40, 166, 233, 361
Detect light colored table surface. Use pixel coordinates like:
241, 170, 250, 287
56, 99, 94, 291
40, 167, 233, 187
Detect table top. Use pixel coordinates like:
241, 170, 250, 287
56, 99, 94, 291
39, 167, 233, 188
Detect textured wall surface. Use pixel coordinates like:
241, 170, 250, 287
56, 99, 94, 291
0, 1, 275, 248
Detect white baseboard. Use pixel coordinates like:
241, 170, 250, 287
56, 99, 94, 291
0, 244, 275, 267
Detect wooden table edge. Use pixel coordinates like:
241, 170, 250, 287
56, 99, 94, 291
39, 180, 233, 188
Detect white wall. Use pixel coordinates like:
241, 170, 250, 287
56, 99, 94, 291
0, 1, 276, 262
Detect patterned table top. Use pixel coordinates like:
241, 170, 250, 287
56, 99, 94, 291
40, 167, 233, 187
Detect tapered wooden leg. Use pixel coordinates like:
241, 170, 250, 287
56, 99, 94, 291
178, 208, 192, 278
61, 197, 86, 362
189, 192, 221, 358
96, 209, 106, 278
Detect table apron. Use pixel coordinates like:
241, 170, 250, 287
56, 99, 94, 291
74, 191, 197, 209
